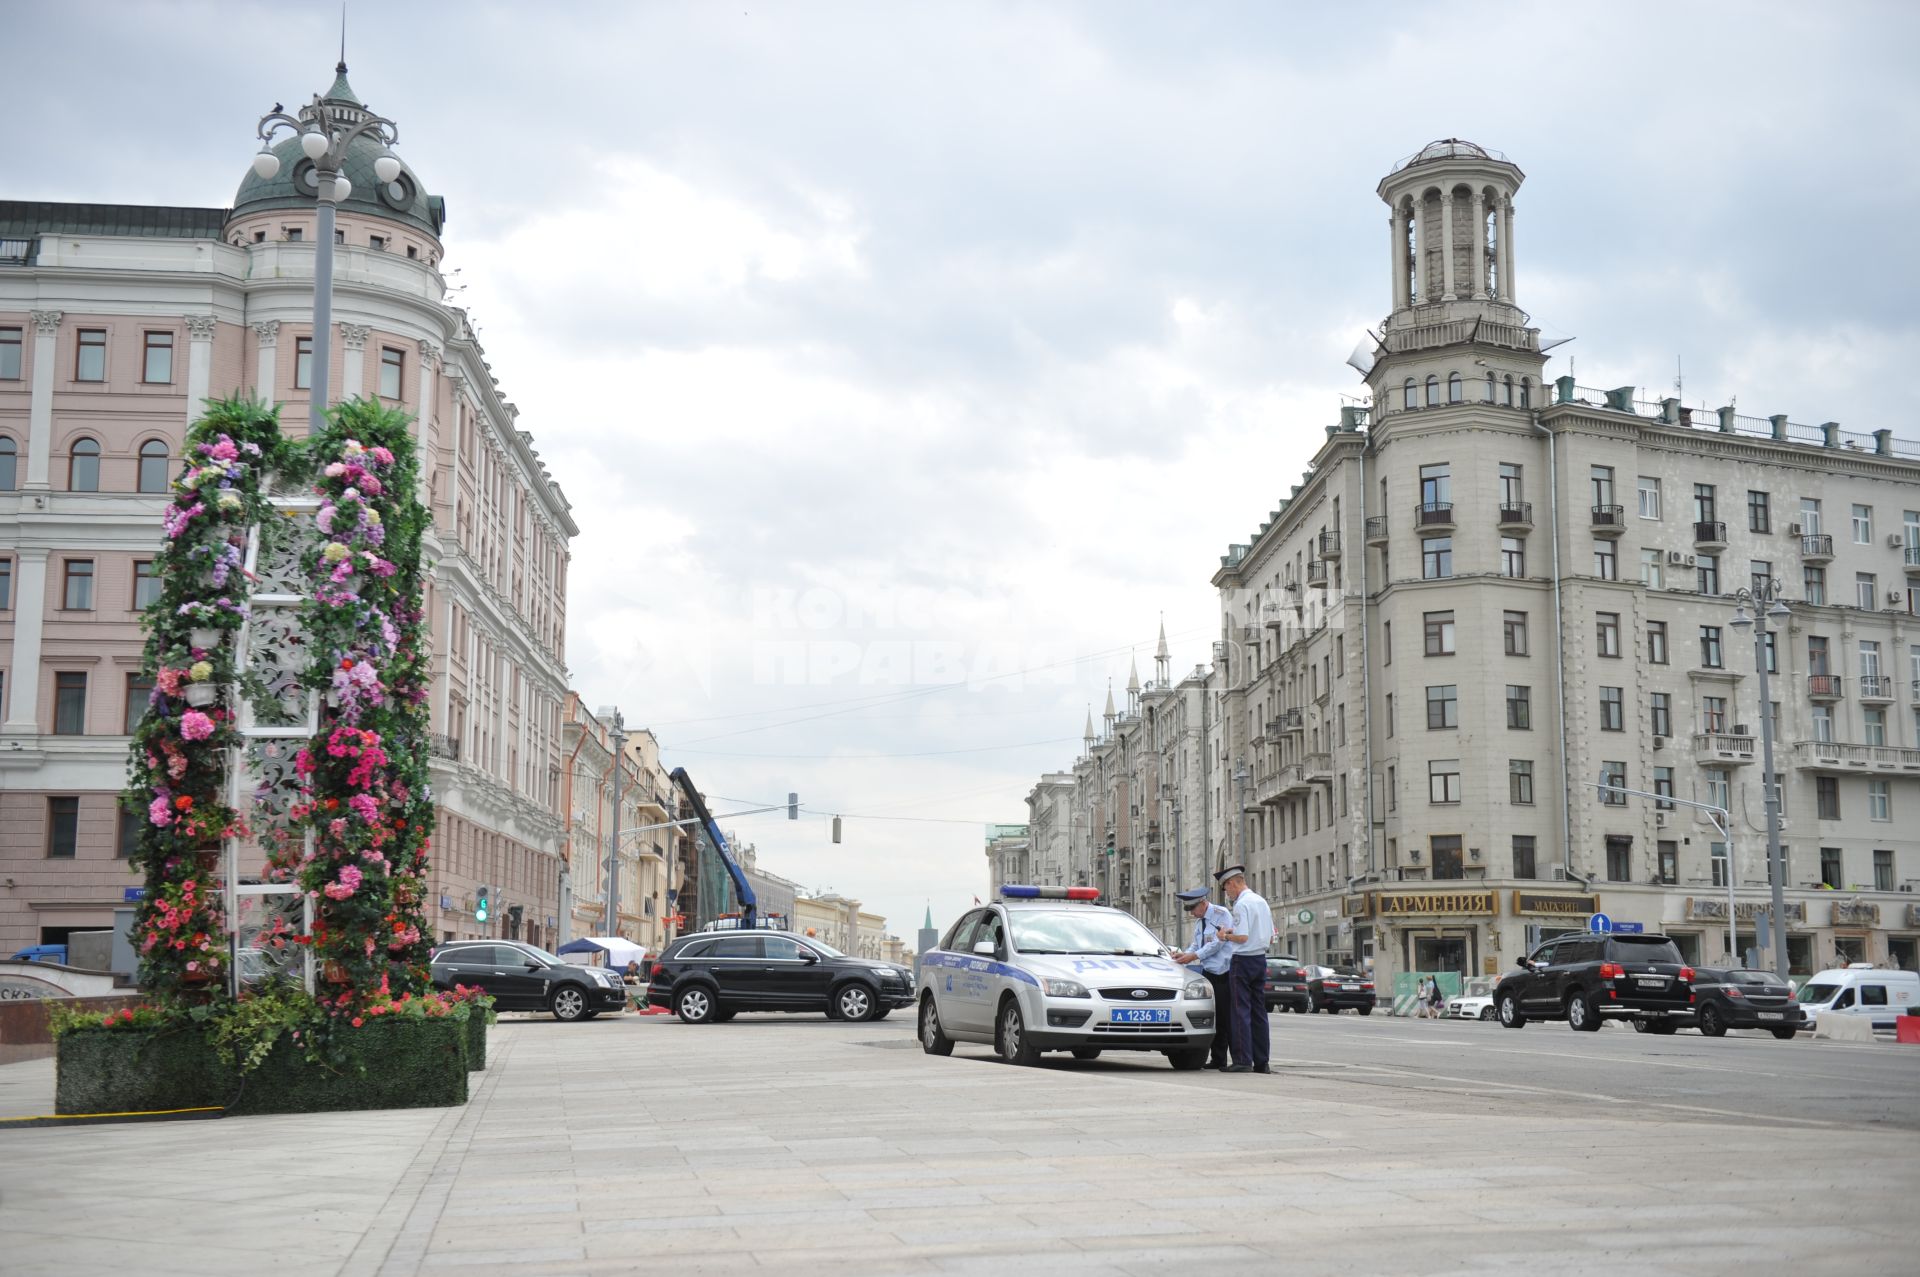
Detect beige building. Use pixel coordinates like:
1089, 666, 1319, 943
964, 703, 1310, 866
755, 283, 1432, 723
0, 65, 574, 953
558, 700, 674, 952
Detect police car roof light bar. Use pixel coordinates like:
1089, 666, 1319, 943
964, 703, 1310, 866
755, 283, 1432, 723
999, 885, 1101, 901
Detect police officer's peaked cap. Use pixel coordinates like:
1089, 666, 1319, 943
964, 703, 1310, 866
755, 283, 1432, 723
1213, 864, 1247, 884
1175, 887, 1211, 903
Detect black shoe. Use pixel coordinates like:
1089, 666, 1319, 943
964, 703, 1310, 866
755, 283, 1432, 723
1253, 1065, 1271, 1074
1210, 1061, 1231, 1071
1224, 1064, 1253, 1073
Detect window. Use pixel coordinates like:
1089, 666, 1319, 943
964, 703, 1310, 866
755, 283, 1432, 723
1599, 686, 1624, 731
1431, 835, 1464, 879
1820, 847, 1843, 889
1637, 476, 1661, 519
1648, 620, 1668, 665
0, 326, 20, 379
1385, 693, 1395, 736
1701, 696, 1727, 733
75, 329, 106, 381
1711, 841, 1730, 888
1506, 685, 1531, 730
1421, 536, 1452, 579
1856, 573, 1877, 611
47, 797, 80, 858
1486, 371, 1497, 402
294, 337, 313, 389
1520, 379, 1532, 408
1428, 759, 1461, 804
62, 559, 94, 609
1869, 779, 1892, 822
133, 560, 161, 609
1382, 621, 1391, 664
1403, 378, 1416, 410
1657, 840, 1679, 885
1606, 836, 1632, 883
69, 437, 100, 491
1639, 548, 1663, 588
1699, 625, 1723, 668
1696, 554, 1720, 595
117, 806, 141, 858
137, 439, 170, 493
1387, 766, 1397, 810
1750, 560, 1772, 596
1596, 612, 1621, 657
1693, 483, 1717, 524
1504, 375, 1515, 406
1801, 497, 1822, 535
1590, 465, 1615, 508
0, 436, 14, 491
142, 330, 173, 383
1650, 692, 1672, 739
1876, 849, 1895, 892
125, 674, 153, 734
368, 234, 387, 251
1419, 462, 1450, 509
1500, 537, 1525, 577
0, 558, 9, 609
1704, 769, 1729, 812
1498, 462, 1523, 507
1808, 635, 1830, 675
1512, 835, 1537, 879
1748, 490, 1770, 533
380, 346, 405, 399
1425, 375, 1440, 407
1816, 776, 1839, 820
1804, 565, 1826, 605
1852, 503, 1872, 544
1812, 704, 1834, 742
1426, 685, 1458, 729
1509, 760, 1534, 805
1593, 541, 1617, 580
1423, 610, 1456, 655
54, 672, 87, 735
1653, 765, 1675, 809
1503, 610, 1528, 655
1600, 761, 1627, 804
1447, 372, 1462, 404
1865, 708, 1888, 747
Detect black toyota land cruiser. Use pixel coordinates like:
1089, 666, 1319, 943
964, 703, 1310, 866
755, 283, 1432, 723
1494, 932, 1696, 1032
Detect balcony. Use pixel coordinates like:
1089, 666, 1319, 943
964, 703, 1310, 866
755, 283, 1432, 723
1591, 505, 1626, 536
1307, 560, 1330, 588
1303, 752, 1333, 785
1692, 731, 1756, 765
1413, 501, 1455, 531
1365, 515, 1390, 544
1859, 675, 1895, 703
1791, 740, 1920, 773
1266, 719, 1286, 738
1800, 533, 1834, 562
429, 732, 461, 762
1262, 601, 1288, 630
1280, 708, 1305, 733
1316, 530, 1342, 559
1693, 520, 1728, 549
1496, 501, 1533, 530
1277, 763, 1310, 796
1905, 545, 1920, 577
1808, 674, 1844, 700
1254, 770, 1288, 806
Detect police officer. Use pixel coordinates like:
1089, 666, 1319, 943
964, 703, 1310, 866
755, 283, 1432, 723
1212, 864, 1274, 1074
1171, 886, 1234, 1070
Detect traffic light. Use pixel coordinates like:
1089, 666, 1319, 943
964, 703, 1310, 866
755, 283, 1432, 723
474, 886, 491, 923
1105, 834, 1116, 858
831, 815, 842, 844
788, 792, 799, 821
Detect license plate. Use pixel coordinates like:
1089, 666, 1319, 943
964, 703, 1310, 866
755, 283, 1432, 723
1110, 1008, 1171, 1024
1758, 1012, 1783, 1020
1635, 977, 1666, 987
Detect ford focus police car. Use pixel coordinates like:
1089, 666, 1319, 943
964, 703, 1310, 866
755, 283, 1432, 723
916, 886, 1217, 1068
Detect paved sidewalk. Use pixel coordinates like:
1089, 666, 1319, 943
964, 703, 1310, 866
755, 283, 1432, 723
1, 1013, 1913, 1275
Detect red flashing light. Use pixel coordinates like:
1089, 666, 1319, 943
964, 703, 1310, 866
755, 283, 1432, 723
1064, 887, 1101, 901
1599, 962, 1626, 980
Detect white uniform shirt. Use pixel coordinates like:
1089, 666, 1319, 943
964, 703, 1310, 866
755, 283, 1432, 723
1228, 888, 1275, 956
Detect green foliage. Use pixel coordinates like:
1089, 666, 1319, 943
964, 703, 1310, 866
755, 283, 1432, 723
45, 1000, 181, 1038
197, 984, 321, 1075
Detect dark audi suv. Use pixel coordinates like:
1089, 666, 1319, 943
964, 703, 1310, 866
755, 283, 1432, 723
430, 940, 630, 1022
1495, 932, 1695, 1032
647, 930, 916, 1023
1688, 967, 1805, 1039
1264, 958, 1312, 1013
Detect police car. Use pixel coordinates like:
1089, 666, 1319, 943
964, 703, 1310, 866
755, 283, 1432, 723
915, 886, 1217, 1068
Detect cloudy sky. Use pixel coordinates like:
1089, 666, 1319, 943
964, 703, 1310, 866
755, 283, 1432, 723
13, 1, 1918, 940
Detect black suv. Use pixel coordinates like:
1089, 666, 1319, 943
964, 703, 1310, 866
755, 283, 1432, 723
429, 941, 629, 1022
646, 930, 915, 1024
1495, 933, 1695, 1032
1265, 958, 1311, 1013
1687, 967, 1805, 1039
1308, 967, 1377, 1014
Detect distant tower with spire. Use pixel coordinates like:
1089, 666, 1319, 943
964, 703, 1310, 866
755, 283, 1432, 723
1155, 617, 1171, 687
1126, 655, 1141, 716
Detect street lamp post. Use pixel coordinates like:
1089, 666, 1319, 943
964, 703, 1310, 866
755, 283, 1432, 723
1730, 583, 1792, 979
251, 77, 403, 434
607, 711, 627, 940
1595, 778, 1735, 962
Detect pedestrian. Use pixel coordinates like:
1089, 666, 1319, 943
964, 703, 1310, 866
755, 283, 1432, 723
1429, 978, 1446, 1018
1414, 976, 1431, 1018
1171, 886, 1235, 1070
1211, 865, 1274, 1074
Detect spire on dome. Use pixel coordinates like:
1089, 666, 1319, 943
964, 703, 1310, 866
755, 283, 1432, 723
1127, 656, 1140, 693
1103, 684, 1116, 722
1084, 707, 1096, 741
1156, 618, 1170, 660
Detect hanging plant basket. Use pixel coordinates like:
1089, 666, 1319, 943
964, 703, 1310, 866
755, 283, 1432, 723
323, 960, 352, 985
184, 682, 218, 707
188, 627, 223, 650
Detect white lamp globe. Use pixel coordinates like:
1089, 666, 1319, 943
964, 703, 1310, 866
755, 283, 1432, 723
251, 149, 282, 180
373, 153, 401, 184
300, 129, 330, 161
331, 175, 352, 202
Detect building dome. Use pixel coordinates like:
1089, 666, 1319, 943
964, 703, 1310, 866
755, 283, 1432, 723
1391, 138, 1514, 175
228, 64, 444, 240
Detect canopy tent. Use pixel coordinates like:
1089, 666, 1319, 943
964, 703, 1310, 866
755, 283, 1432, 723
555, 936, 648, 969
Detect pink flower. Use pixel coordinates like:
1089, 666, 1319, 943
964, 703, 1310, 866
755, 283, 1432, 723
179, 711, 216, 741
349, 793, 380, 822
369, 446, 395, 466
148, 796, 175, 827
207, 438, 238, 462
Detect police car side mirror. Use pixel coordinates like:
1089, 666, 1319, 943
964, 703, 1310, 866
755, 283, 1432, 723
972, 940, 996, 956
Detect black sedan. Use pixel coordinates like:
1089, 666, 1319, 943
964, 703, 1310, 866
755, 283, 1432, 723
1265, 959, 1312, 1013
1309, 968, 1377, 1014
646, 930, 916, 1023
429, 941, 630, 1022
1688, 967, 1806, 1039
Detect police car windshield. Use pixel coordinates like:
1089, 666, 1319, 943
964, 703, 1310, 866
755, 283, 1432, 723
1009, 909, 1162, 956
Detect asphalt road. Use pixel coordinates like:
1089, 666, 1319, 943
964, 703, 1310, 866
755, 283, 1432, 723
810, 1005, 1920, 1133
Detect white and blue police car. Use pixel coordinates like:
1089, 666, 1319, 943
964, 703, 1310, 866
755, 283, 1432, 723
916, 886, 1217, 1068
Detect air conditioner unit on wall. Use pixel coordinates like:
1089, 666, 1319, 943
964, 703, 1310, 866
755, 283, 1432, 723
1787, 522, 1802, 536
1667, 550, 1687, 565
1655, 811, 1668, 827
1653, 736, 1667, 750
1889, 592, 1906, 606
1888, 534, 1905, 549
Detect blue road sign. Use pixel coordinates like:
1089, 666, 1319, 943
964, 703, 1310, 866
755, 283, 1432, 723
1587, 912, 1614, 934
122, 887, 145, 901
1614, 921, 1644, 934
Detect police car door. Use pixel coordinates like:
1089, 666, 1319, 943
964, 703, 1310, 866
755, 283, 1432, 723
947, 909, 1006, 1034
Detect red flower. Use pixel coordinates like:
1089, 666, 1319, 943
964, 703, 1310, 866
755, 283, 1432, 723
175, 796, 194, 812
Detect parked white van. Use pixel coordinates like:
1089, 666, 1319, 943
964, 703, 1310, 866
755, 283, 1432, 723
1793, 965, 1920, 1032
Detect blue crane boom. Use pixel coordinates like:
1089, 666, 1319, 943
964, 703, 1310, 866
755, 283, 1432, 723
668, 768, 757, 931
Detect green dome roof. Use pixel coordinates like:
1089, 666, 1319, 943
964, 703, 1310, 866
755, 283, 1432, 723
228, 66, 444, 240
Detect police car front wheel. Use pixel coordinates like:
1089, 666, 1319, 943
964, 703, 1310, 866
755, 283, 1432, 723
919, 997, 955, 1056
997, 1001, 1043, 1067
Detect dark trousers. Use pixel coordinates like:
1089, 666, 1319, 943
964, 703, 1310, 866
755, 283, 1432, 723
1228, 953, 1270, 1067
1203, 969, 1232, 1066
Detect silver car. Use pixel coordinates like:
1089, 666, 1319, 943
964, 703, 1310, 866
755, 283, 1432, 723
915, 888, 1217, 1068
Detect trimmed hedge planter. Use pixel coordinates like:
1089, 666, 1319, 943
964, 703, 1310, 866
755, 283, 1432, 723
465, 1007, 488, 1071
56, 1016, 468, 1116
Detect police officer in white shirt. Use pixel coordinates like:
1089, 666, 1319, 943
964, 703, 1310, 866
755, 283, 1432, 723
1212, 864, 1273, 1073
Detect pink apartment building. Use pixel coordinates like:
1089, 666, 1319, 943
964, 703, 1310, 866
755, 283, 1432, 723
0, 65, 576, 955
